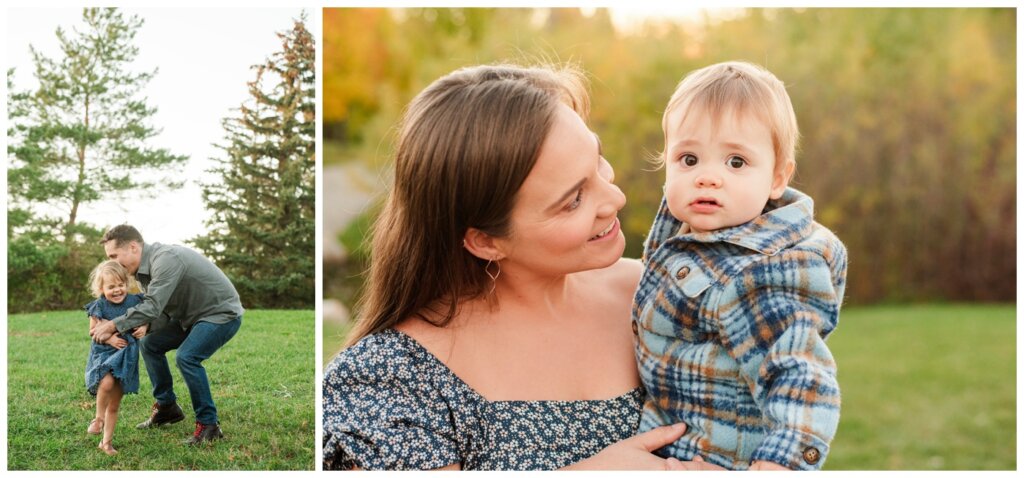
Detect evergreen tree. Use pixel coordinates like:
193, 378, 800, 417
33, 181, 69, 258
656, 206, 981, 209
7, 9, 185, 312
7, 8, 188, 244
192, 16, 315, 309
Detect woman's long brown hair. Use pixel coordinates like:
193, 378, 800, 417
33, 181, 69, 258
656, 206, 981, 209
344, 63, 590, 348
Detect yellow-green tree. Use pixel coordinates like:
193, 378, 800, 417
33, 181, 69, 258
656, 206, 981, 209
324, 7, 1015, 305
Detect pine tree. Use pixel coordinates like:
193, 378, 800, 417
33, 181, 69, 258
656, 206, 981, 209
192, 16, 315, 309
7, 8, 188, 243
7, 9, 186, 312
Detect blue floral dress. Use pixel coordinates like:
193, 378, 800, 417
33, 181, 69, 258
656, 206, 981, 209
84, 294, 144, 395
323, 329, 645, 470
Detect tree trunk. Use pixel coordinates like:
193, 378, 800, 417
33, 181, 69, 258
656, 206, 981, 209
66, 95, 89, 243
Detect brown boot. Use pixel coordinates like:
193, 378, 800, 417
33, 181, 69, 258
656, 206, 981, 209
184, 421, 224, 445
136, 401, 185, 429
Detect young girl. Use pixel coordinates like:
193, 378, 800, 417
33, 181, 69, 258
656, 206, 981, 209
84, 260, 148, 455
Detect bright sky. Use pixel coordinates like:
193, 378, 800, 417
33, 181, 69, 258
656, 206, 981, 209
603, 6, 743, 32
6, 7, 321, 245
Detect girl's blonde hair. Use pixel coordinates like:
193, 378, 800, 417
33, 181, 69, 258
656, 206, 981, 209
660, 61, 799, 173
88, 260, 133, 298
344, 63, 590, 348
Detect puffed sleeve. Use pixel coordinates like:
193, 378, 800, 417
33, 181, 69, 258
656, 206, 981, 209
84, 299, 104, 319
715, 228, 847, 470
322, 335, 461, 470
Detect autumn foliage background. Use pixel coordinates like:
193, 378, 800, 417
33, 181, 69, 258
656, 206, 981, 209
324, 8, 1016, 306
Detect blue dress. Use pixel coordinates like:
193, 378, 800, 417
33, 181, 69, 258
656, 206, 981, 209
84, 294, 144, 395
323, 329, 645, 470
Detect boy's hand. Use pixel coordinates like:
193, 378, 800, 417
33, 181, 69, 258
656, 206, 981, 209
105, 334, 128, 350
131, 324, 149, 339
750, 460, 790, 471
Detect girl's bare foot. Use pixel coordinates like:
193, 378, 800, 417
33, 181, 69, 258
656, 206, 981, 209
87, 418, 103, 435
98, 440, 117, 456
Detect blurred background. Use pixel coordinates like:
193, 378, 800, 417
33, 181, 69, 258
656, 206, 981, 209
322, 8, 1015, 470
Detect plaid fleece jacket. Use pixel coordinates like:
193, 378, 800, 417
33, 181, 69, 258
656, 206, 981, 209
632, 187, 847, 470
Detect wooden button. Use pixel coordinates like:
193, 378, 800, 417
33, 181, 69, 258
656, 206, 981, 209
675, 266, 690, 279
802, 447, 820, 465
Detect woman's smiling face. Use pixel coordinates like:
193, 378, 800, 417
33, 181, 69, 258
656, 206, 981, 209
494, 104, 626, 277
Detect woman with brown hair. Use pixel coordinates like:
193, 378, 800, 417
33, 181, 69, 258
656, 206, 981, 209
323, 63, 722, 471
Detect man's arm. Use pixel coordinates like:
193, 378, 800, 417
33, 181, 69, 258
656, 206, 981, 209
112, 251, 186, 333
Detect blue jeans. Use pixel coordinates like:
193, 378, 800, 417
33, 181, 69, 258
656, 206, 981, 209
140, 318, 241, 425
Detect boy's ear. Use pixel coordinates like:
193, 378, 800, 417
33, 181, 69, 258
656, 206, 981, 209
463, 228, 505, 262
770, 159, 795, 199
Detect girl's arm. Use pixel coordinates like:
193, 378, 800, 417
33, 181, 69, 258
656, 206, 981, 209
89, 316, 99, 337
104, 332, 128, 349
131, 323, 149, 339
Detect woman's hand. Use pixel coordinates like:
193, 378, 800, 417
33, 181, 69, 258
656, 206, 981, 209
665, 454, 726, 471
105, 334, 128, 349
131, 324, 149, 339
564, 423, 725, 470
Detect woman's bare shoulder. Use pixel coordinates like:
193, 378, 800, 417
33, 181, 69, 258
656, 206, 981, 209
392, 309, 465, 363
575, 257, 643, 311
584, 257, 643, 293
394, 315, 449, 349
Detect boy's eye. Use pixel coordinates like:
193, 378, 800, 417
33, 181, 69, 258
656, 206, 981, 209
727, 155, 747, 169
681, 154, 698, 166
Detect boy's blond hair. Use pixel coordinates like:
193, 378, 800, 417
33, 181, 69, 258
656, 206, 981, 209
88, 260, 134, 299
660, 61, 799, 174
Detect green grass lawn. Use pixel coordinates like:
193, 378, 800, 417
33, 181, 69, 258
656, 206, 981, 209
9, 309, 314, 470
322, 303, 1015, 470
827, 303, 1015, 470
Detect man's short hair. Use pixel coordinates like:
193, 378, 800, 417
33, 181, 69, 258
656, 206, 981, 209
100, 224, 144, 248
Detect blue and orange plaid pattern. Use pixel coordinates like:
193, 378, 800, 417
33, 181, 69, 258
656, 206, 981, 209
632, 187, 847, 470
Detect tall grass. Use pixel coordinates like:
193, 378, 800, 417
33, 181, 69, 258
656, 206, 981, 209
9, 309, 314, 470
